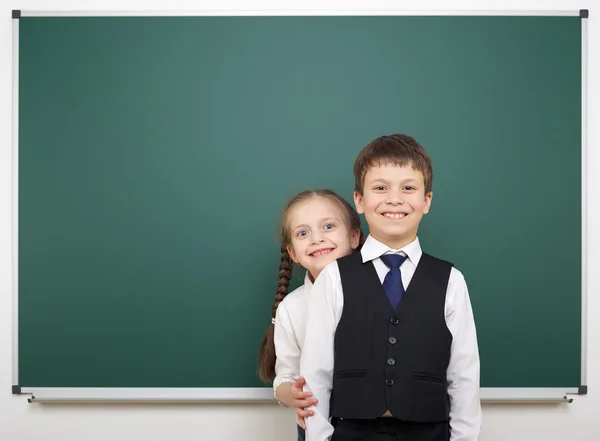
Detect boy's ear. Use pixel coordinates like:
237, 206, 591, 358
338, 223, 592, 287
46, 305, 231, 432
423, 191, 433, 214
353, 191, 365, 214
286, 244, 299, 263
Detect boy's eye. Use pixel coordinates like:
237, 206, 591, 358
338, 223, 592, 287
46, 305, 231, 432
404, 186, 415, 191
374, 185, 386, 191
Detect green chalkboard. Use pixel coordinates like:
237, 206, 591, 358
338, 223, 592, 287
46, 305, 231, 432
17, 15, 583, 391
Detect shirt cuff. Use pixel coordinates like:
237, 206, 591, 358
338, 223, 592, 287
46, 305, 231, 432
273, 375, 297, 408
273, 374, 297, 393
305, 406, 334, 441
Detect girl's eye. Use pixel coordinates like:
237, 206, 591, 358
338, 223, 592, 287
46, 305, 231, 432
324, 223, 335, 230
297, 230, 308, 237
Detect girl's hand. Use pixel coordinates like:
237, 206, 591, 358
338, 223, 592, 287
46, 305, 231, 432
291, 376, 317, 429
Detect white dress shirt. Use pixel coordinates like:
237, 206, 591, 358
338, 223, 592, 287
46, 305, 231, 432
273, 272, 313, 394
300, 235, 482, 441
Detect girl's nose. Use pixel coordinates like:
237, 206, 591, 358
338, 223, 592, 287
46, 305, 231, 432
311, 232, 325, 244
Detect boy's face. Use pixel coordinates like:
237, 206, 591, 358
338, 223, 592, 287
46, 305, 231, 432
354, 163, 432, 250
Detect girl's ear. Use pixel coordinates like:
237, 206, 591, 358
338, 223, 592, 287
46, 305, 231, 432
287, 244, 299, 263
350, 229, 360, 250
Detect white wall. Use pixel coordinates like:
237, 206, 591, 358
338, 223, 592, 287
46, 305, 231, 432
0, 0, 597, 439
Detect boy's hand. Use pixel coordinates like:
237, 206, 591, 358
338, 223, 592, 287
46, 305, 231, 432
291, 376, 317, 429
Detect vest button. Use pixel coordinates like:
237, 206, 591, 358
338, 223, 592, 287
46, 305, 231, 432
390, 317, 399, 325
385, 379, 394, 386
389, 336, 397, 344
387, 358, 396, 366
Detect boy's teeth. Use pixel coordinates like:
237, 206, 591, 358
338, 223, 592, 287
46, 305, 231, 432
384, 213, 405, 219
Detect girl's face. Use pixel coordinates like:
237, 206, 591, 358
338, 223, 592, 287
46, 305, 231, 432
286, 197, 360, 280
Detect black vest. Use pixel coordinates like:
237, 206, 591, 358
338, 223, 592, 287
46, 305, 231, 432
331, 251, 453, 422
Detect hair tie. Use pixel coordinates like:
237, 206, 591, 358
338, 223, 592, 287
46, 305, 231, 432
271, 317, 276, 325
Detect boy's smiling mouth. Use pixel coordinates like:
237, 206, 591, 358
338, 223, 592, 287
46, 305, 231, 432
310, 248, 335, 257
382, 212, 408, 220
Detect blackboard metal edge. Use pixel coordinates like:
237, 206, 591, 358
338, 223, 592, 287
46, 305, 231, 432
11, 11, 20, 392
480, 387, 578, 404
24, 387, 275, 403
14, 10, 582, 18
22, 387, 578, 404
481, 396, 573, 404
581, 10, 589, 390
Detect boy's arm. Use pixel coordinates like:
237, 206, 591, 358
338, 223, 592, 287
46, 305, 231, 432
300, 263, 342, 441
446, 270, 482, 441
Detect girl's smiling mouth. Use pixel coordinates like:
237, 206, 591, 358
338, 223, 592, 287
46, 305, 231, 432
310, 248, 335, 257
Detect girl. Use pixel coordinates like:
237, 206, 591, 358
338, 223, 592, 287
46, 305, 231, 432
258, 189, 364, 441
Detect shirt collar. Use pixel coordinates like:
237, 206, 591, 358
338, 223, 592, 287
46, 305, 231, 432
360, 235, 422, 267
303, 271, 314, 289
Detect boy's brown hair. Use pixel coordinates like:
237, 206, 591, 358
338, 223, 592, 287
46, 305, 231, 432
353, 134, 433, 195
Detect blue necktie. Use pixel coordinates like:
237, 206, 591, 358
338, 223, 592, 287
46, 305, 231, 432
380, 254, 407, 309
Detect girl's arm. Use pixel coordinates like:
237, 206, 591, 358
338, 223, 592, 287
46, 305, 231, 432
275, 377, 317, 428
274, 302, 318, 421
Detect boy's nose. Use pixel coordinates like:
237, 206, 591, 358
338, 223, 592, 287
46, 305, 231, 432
386, 193, 405, 205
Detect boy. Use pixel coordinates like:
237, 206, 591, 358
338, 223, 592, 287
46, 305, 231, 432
299, 134, 481, 441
